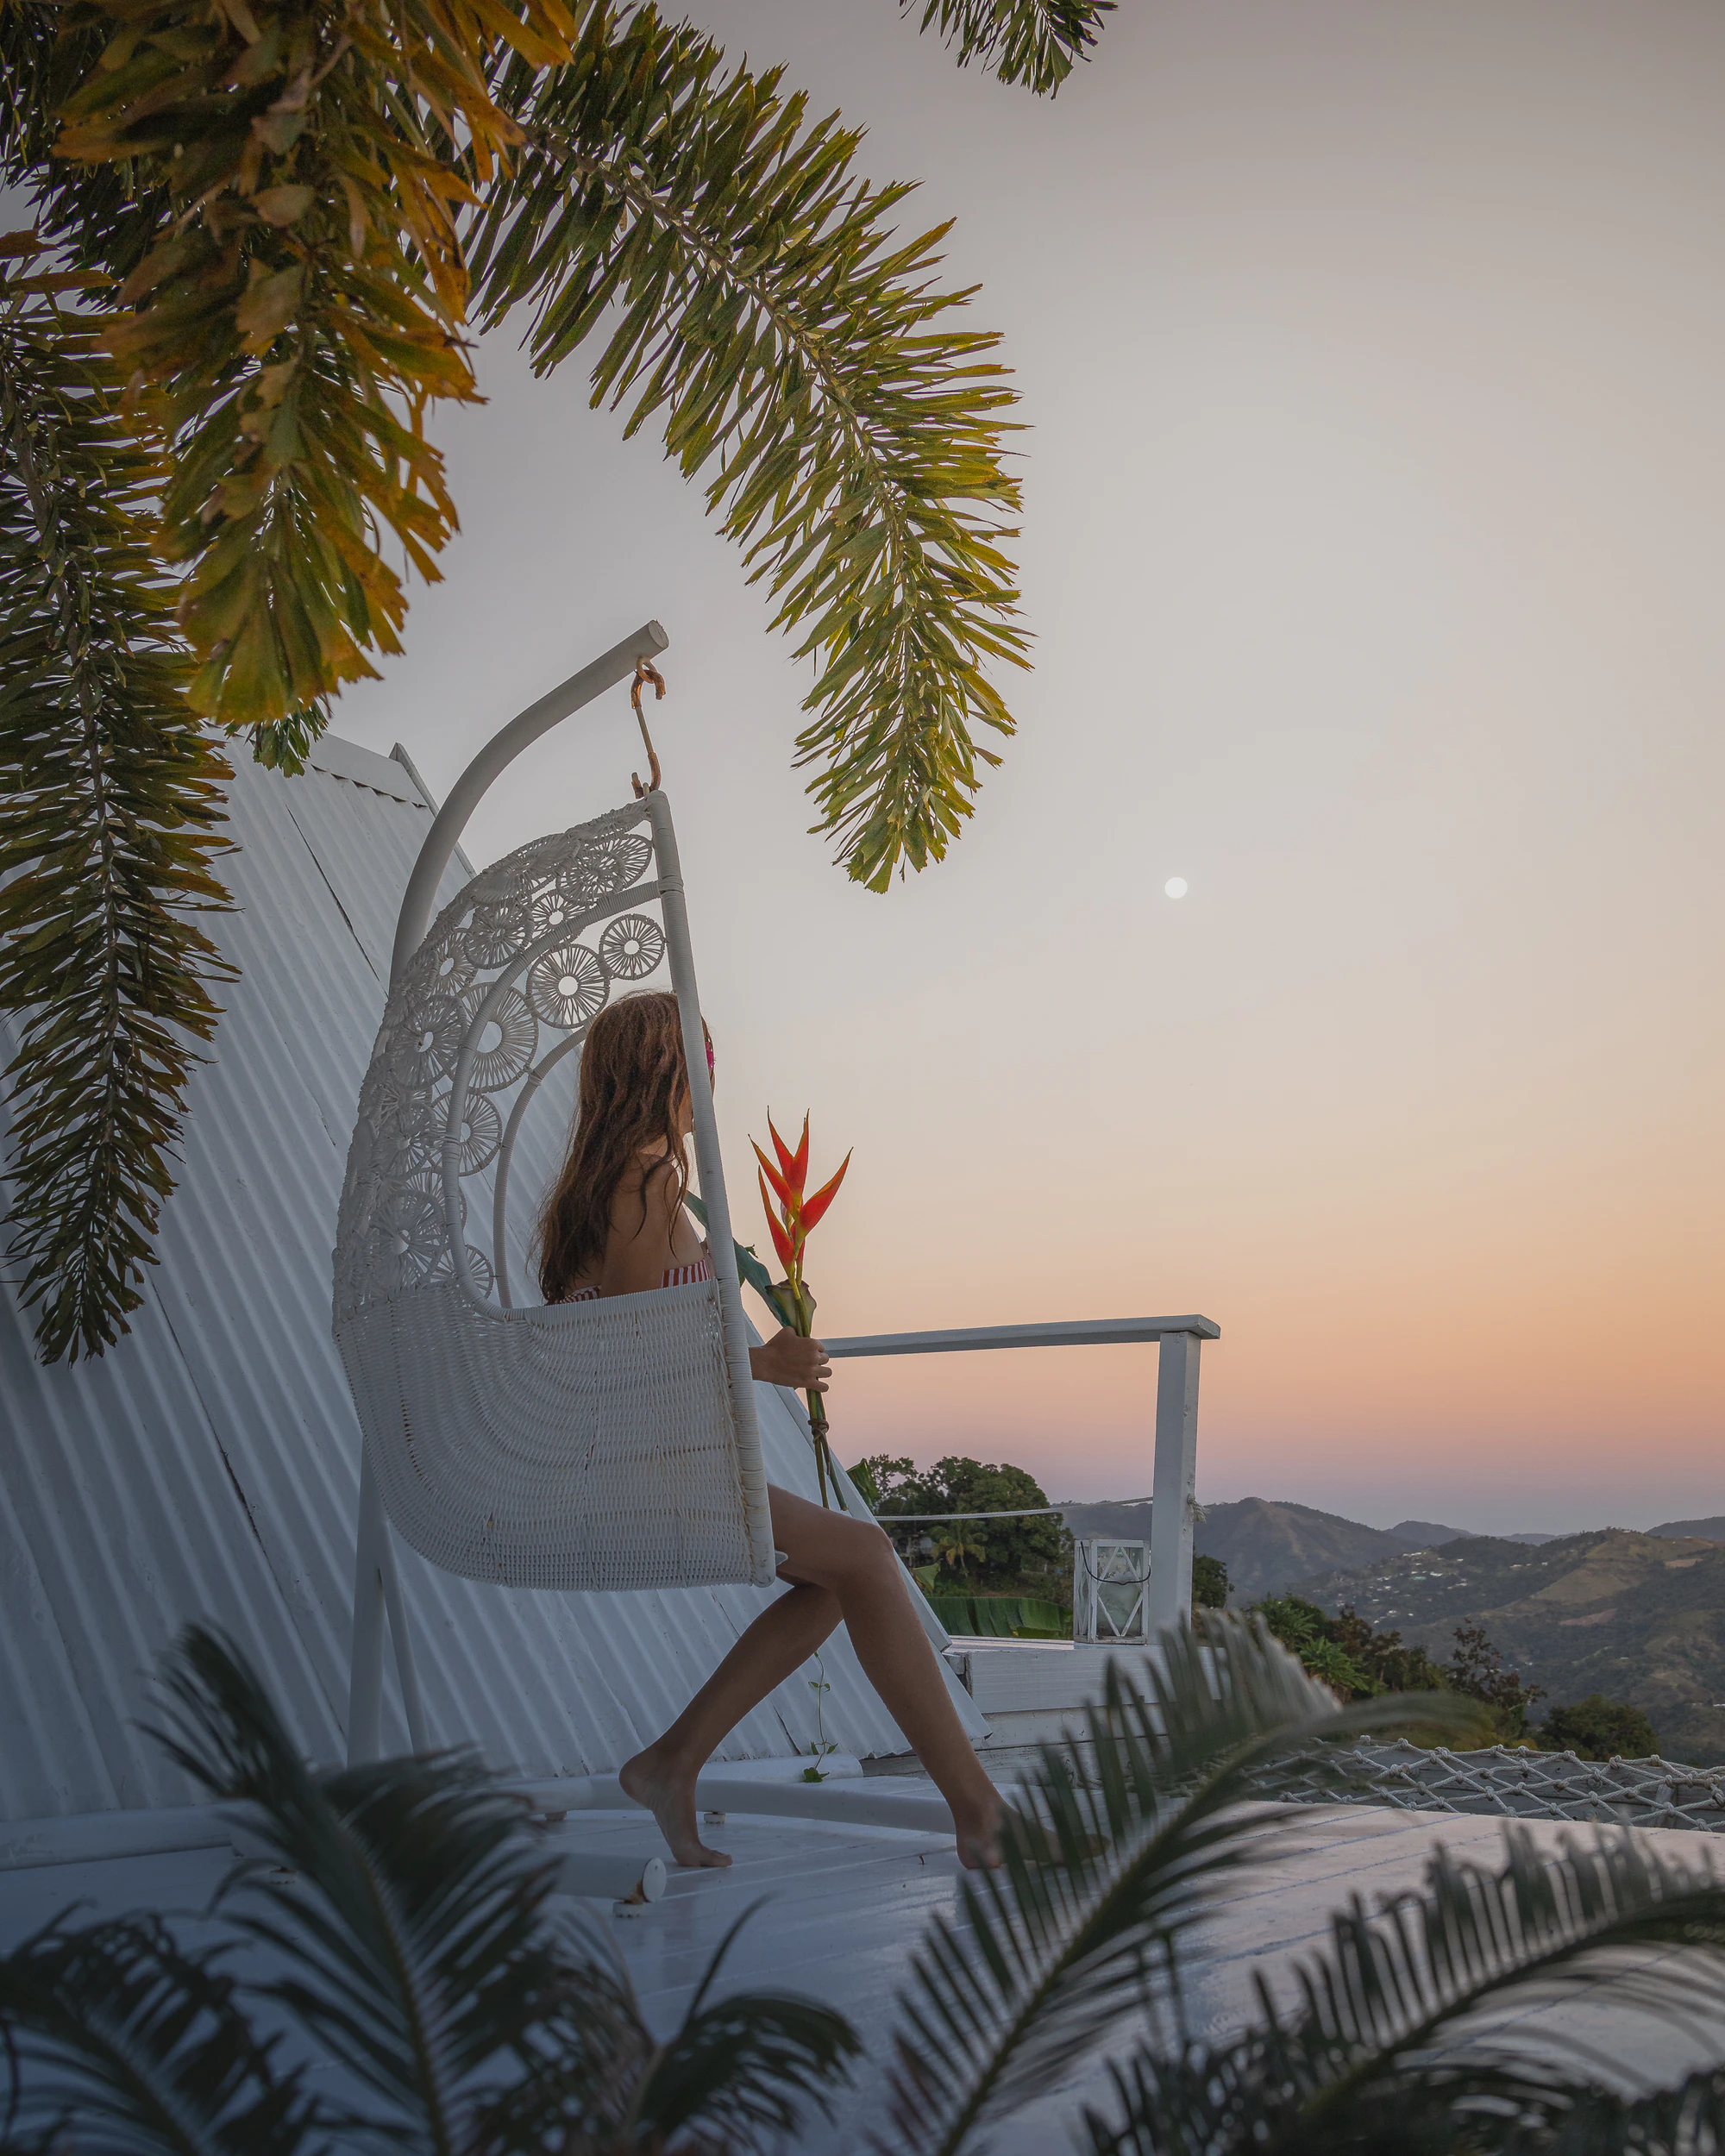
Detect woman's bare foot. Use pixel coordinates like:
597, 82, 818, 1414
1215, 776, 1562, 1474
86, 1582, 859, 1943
953, 1797, 1107, 1871
618, 1744, 731, 1868
952, 1790, 1007, 1871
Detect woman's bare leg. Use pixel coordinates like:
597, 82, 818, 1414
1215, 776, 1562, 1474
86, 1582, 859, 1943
618, 1578, 841, 1866
621, 1484, 1003, 1869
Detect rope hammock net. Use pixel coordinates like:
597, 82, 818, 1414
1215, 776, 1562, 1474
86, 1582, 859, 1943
332, 787, 776, 1595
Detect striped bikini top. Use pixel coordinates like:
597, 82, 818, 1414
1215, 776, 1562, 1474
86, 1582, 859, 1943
563, 1253, 712, 1304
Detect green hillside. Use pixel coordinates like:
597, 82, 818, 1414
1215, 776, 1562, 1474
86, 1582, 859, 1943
1291, 1529, 1725, 1765
1189, 1498, 1419, 1601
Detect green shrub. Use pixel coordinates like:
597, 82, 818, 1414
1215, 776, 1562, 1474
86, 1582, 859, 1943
1252, 1595, 1371, 1699
1251, 1599, 1530, 1732
1446, 1620, 1544, 1742
1192, 1552, 1229, 1610
862, 1453, 1064, 1590
1537, 1692, 1659, 1760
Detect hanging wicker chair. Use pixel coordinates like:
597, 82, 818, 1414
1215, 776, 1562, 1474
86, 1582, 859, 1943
332, 787, 775, 1601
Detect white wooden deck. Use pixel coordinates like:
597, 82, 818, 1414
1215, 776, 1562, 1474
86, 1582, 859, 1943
2, 1797, 1716, 2150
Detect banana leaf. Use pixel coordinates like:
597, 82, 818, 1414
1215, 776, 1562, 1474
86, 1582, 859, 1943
926, 1595, 1070, 1640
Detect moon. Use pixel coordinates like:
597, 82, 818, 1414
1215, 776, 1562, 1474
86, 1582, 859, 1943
1164, 877, 1189, 899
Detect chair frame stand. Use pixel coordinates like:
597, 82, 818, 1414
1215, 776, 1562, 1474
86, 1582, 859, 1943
347, 619, 668, 1765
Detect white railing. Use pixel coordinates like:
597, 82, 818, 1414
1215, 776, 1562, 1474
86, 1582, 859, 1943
822, 1316, 1219, 1633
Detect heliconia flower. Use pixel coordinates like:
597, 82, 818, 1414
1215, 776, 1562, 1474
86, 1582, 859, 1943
758, 1169, 797, 1272
768, 1112, 809, 1198
754, 1112, 849, 1507
752, 1139, 797, 1217
796, 1151, 851, 1237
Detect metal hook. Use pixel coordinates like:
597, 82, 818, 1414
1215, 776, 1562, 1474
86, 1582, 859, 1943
630, 657, 666, 797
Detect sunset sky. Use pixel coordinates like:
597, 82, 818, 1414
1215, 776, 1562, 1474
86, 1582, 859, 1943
335, 0, 1725, 1533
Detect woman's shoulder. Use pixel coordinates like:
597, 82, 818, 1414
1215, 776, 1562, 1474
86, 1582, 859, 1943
633, 1150, 681, 1206
594, 1148, 699, 1294
604, 1148, 682, 1238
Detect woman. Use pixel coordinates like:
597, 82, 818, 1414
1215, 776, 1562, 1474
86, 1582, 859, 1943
537, 991, 1005, 1870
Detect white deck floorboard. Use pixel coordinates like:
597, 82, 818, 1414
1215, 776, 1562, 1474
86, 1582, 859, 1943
3, 1802, 1719, 2151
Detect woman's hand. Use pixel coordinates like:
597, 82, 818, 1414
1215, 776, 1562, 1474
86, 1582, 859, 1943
750, 1329, 831, 1393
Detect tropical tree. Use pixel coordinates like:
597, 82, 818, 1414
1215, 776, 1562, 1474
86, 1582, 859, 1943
0, 0, 1113, 1363
932, 1521, 987, 1577
1190, 1550, 1229, 1609
1448, 1615, 1546, 1741
869, 1451, 1064, 1588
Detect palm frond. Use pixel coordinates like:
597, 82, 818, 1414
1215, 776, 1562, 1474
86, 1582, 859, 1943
474, 3, 1029, 890
0, 0, 164, 291
46, 0, 583, 749
875, 1614, 1484, 2156
0, 2, 89, 178
146, 1624, 857, 2153
632, 1906, 863, 2145
1277, 1822, 1725, 2132
0, 238, 235, 1363
904, 0, 1113, 95
146, 1623, 576, 2146
1083, 1822, 1725, 2156
1535, 2069, 1725, 2156
0, 1910, 317, 2155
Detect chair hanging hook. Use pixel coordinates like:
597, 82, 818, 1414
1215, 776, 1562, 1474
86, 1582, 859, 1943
630, 657, 667, 797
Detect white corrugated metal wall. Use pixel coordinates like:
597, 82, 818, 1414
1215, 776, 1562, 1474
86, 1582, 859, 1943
0, 736, 984, 1821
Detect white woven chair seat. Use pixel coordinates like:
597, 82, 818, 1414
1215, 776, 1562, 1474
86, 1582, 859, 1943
333, 794, 775, 1595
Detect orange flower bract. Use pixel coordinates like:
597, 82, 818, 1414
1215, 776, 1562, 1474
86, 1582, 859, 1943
752, 1140, 796, 1216
797, 1153, 851, 1238
752, 1111, 849, 1506
758, 1169, 797, 1272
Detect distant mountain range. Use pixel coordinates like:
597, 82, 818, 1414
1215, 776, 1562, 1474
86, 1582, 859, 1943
1052, 1495, 1722, 1605
1191, 1500, 1433, 1601
1652, 1517, 1725, 1544
1051, 1495, 1725, 1760
1288, 1528, 1725, 1766
1054, 1496, 1441, 1598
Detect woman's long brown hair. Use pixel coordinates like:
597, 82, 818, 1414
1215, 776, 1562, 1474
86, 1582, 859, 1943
536, 992, 690, 1303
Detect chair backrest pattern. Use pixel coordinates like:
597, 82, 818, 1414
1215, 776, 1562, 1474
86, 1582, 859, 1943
332, 797, 775, 1593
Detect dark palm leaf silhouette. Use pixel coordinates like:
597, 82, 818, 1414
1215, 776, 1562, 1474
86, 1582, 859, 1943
1082, 1821, 1725, 2156
1091, 1820, 1725, 2156
0, 1911, 319, 2155
0, 1625, 857, 2153
9, 1618, 1725, 2156
1533, 2069, 1725, 2156
875, 1614, 1486, 2156
878, 1614, 1725, 2156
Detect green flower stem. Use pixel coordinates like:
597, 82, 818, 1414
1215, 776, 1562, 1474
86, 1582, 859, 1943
791, 1276, 838, 1508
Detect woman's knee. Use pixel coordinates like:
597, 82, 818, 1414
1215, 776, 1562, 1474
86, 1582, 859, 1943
831, 1514, 899, 1586
768, 1485, 900, 1589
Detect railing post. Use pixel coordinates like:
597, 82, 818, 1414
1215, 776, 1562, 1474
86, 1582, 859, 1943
1148, 1331, 1202, 1633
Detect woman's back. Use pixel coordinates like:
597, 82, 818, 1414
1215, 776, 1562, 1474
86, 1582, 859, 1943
537, 993, 706, 1304
561, 1146, 710, 1300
